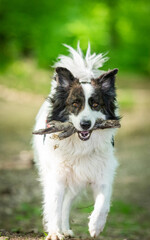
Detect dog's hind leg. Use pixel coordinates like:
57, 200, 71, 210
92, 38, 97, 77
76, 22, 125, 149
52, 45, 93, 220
61, 189, 77, 237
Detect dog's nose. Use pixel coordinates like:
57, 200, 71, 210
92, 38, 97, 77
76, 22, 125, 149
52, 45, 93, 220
80, 120, 91, 130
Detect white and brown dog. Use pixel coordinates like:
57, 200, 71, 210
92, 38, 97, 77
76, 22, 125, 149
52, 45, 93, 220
33, 43, 119, 240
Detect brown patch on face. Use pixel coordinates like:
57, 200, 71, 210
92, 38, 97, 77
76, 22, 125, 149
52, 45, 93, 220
90, 79, 105, 112
67, 81, 85, 115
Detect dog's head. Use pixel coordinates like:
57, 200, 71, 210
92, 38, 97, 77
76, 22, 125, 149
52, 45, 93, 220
49, 67, 119, 141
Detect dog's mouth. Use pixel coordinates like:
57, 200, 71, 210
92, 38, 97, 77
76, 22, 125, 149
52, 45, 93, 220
78, 131, 91, 141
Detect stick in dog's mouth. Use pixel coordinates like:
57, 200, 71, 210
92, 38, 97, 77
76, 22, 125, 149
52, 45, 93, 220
32, 119, 121, 141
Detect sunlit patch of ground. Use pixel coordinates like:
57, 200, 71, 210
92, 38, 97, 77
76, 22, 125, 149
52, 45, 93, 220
0, 84, 150, 240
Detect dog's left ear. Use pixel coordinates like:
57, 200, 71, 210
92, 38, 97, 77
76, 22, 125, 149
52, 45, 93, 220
92, 68, 118, 92
55, 67, 76, 88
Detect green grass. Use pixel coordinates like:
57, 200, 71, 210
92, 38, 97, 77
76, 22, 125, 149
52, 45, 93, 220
72, 199, 149, 238
15, 203, 42, 222
6, 194, 148, 239
0, 59, 52, 95
10, 201, 43, 233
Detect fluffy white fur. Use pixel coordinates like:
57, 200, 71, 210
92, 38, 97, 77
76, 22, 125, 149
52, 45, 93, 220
33, 44, 118, 240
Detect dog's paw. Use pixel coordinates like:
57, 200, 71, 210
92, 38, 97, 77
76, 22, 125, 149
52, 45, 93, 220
45, 232, 65, 240
88, 213, 107, 238
63, 229, 74, 237
88, 224, 102, 238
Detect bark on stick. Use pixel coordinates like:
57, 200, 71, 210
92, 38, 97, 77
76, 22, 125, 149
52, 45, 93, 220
32, 119, 121, 140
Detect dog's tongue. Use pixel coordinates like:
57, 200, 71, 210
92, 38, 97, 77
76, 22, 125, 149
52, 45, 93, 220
80, 131, 89, 137
78, 131, 91, 141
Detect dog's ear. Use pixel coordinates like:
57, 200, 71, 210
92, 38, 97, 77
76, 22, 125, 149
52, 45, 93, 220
92, 68, 118, 92
55, 67, 76, 88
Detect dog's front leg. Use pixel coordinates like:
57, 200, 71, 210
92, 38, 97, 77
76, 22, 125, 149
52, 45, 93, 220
43, 174, 65, 240
61, 189, 77, 237
88, 183, 112, 238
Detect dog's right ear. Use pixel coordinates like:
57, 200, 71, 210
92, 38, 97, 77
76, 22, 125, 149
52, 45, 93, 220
55, 67, 76, 88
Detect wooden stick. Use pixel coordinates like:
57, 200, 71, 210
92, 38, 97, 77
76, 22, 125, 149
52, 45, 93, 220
32, 119, 121, 140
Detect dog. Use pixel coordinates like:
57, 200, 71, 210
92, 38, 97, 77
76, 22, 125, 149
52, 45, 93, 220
33, 43, 119, 240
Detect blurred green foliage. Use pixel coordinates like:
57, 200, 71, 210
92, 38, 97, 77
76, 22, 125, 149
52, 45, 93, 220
0, 0, 150, 74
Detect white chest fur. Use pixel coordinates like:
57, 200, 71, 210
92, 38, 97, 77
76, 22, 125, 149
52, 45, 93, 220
39, 130, 117, 191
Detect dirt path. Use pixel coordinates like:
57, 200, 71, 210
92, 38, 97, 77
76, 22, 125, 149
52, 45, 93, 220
0, 230, 44, 240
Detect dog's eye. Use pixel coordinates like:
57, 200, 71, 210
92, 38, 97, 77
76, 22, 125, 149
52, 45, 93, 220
72, 102, 79, 108
92, 103, 99, 108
